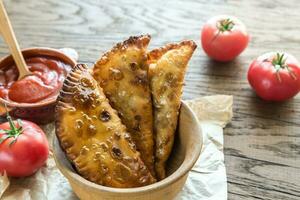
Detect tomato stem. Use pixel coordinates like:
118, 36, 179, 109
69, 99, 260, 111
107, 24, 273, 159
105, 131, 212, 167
217, 18, 235, 32
210, 18, 235, 43
0, 104, 23, 146
211, 18, 235, 43
272, 53, 286, 67
272, 53, 297, 82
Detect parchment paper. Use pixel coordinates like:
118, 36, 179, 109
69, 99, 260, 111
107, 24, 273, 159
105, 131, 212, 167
0, 95, 233, 200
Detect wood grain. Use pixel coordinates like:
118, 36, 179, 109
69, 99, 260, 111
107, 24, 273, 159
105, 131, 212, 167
1, 0, 299, 199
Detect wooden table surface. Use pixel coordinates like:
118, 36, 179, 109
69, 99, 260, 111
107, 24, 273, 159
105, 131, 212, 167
1, 0, 300, 199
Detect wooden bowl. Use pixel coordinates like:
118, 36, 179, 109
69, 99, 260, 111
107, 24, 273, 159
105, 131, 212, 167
0, 47, 76, 124
53, 101, 203, 200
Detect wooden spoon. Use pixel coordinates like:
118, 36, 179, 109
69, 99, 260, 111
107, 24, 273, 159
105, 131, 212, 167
0, 0, 32, 80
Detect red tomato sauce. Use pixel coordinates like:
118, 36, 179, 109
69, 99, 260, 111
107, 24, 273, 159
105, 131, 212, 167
0, 57, 71, 103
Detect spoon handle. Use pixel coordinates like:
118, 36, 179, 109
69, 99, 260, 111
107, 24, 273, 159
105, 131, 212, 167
0, 0, 31, 80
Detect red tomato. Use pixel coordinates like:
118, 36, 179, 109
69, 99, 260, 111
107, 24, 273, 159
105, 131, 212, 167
0, 115, 49, 177
201, 15, 249, 62
248, 52, 300, 101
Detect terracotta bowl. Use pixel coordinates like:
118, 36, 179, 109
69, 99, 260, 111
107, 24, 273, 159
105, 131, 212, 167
53, 101, 203, 200
0, 47, 77, 124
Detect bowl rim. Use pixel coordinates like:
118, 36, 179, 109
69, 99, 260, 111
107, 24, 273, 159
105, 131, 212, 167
0, 47, 77, 108
53, 101, 203, 194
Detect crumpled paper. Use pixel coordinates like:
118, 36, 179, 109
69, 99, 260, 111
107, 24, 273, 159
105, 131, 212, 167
0, 95, 233, 200
177, 95, 233, 200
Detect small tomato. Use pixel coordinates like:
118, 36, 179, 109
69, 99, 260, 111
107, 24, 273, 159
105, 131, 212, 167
248, 52, 300, 101
0, 113, 49, 177
201, 15, 249, 62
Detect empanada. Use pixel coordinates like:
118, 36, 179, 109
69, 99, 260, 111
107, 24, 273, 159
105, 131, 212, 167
55, 64, 156, 188
148, 40, 197, 180
93, 35, 155, 176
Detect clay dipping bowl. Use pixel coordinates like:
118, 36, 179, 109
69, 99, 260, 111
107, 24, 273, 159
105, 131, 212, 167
53, 101, 203, 200
0, 47, 76, 124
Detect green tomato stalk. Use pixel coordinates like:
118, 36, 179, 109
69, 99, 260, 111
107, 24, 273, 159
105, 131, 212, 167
211, 18, 235, 43
217, 18, 235, 32
272, 53, 297, 82
0, 105, 23, 146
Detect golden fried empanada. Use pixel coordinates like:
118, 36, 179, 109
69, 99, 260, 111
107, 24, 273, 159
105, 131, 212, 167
93, 35, 155, 176
148, 41, 197, 180
55, 64, 156, 188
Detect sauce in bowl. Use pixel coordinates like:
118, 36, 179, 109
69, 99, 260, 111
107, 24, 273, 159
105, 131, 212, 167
0, 57, 72, 103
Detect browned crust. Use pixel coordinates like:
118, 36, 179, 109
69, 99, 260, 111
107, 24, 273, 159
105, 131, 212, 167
55, 64, 102, 175
147, 40, 197, 63
96, 35, 151, 66
56, 64, 87, 108
55, 63, 156, 187
56, 64, 88, 104
93, 35, 156, 177
148, 41, 197, 180
55, 64, 88, 155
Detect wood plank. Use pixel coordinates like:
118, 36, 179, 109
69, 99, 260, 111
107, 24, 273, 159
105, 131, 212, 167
0, 0, 299, 199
